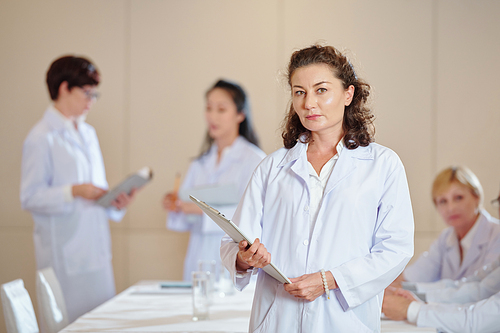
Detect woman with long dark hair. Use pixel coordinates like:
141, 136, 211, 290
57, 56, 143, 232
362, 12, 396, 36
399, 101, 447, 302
163, 79, 265, 281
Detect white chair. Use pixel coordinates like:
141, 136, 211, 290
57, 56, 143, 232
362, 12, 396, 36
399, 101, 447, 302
36, 268, 68, 333
1, 279, 39, 333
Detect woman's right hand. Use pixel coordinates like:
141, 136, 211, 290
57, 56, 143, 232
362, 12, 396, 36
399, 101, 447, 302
72, 184, 106, 200
162, 192, 180, 212
236, 238, 271, 271
163, 193, 203, 215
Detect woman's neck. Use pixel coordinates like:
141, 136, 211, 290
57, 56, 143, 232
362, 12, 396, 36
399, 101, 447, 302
307, 130, 343, 175
215, 133, 239, 163
455, 212, 480, 240
54, 101, 76, 120
308, 130, 343, 156
53, 102, 78, 129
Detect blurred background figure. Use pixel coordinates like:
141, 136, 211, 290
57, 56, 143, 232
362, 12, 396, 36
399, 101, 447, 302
383, 189, 500, 333
163, 79, 265, 281
394, 166, 500, 285
20, 56, 136, 322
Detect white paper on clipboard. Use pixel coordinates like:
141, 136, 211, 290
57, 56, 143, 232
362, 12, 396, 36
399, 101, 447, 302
189, 195, 291, 284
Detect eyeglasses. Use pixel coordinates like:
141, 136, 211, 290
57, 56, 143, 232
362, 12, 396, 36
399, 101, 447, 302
81, 89, 100, 101
492, 197, 500, 208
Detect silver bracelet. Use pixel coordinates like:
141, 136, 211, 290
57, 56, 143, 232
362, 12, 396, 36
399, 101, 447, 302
320, 269, 330, 299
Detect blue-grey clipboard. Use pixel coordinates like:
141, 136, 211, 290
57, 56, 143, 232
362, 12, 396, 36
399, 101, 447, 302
189, 195, 291, 284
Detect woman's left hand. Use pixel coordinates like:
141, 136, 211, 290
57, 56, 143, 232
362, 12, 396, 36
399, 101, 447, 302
284, 271, 335, 302
111, 188, 137, 210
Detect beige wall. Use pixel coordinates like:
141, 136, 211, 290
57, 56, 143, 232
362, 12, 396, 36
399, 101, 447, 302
1, 0, 499, 330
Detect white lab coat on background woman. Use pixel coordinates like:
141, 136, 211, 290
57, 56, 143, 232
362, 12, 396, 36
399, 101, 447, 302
168, 136, 265, 281
221, 140, 414, 332
404, 210, 500, 283
21, 106, 124, 322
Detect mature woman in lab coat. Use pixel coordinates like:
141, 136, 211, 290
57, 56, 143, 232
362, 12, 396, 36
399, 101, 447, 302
397, 166, 500, 284
220, 45, 414, 332
382, 192, 500, 332
20, 56, 135, 322
163, 79, 266, 281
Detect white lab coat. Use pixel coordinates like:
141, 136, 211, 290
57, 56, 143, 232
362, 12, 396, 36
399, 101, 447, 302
20, 106, 125, 323
405, 210, 500, 283
417, 292, 500, 333
221, 140, 414, 332
413, 256, 500, 304
167, 136, 265, 281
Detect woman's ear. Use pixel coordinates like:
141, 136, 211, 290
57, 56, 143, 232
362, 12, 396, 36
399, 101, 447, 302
237, 112, 246, 124
58, 81, 70, 97
344, 85, 355, 106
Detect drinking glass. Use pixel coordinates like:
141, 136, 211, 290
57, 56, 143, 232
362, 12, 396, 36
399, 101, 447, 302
191, 271, 209, 321
198, 260, 216, 303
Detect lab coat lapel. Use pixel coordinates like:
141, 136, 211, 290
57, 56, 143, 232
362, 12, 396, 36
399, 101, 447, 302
77, 124, 94, 155
458, 215, 489, 277
443, 234, 461, 279
44, 109, 87, 153
280, 141, 310, 188
323, 145, 372, 196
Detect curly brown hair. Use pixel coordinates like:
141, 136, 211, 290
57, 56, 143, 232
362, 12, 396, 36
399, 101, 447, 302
281, 45, 374, 149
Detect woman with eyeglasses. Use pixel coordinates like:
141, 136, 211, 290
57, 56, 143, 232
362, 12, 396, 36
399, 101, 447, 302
20, 55, 135, 322
395, 166, 500, 285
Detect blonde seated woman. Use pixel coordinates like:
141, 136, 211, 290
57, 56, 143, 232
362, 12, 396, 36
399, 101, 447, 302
397, 166, 500, 285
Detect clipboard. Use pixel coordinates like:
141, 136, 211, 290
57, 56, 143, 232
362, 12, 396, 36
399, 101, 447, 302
189, 195, 291, 284
96, 167, 153, 207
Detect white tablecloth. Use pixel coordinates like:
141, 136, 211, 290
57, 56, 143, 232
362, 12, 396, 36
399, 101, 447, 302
59, 281, 435, 333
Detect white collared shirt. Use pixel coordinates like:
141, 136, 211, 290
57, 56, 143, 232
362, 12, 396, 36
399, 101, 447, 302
458, 214, 481, 259
306, 139, 344, 239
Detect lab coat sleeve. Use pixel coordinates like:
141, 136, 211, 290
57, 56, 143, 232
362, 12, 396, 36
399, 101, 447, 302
106, 206, 126, 222
413, 279, 457, 293
417, 293, 500, 333
331, 157, 414, 309
425, 266, 500, 304
20, 132, 72, 215
404, 233, 447, 283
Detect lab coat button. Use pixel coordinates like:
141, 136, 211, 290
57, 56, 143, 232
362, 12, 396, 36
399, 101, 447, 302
304, 205, 309, 211
303, 240, 309, 246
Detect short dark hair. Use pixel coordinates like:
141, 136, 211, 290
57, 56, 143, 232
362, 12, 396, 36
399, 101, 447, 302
281, 45, 374, 149
199, 79, 260, 156
46, 55, 100, 101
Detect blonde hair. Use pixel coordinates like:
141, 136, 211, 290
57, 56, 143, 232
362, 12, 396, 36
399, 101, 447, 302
432, 166, 483, 208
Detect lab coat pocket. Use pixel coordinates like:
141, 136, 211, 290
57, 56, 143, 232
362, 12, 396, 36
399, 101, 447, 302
252, 298, 277, 333
251, 275, 279, 333
347, 298, 381, 333
63, 204, 110, 276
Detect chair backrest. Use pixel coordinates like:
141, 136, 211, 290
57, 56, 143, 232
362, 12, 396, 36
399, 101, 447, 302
1, 279, 39, 333
36, 268, 68, 333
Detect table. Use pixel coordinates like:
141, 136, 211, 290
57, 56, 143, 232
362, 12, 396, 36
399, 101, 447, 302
59, 281, 436, 333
